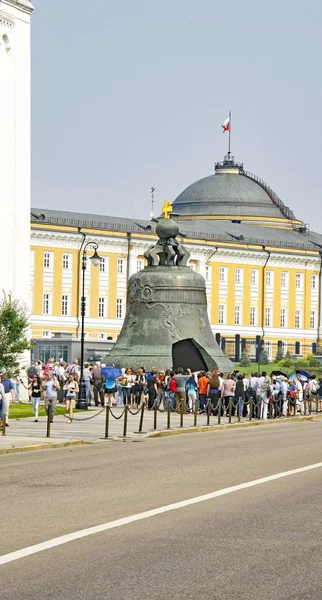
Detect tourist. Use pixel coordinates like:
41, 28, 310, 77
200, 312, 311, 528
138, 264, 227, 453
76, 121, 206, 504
65, 374, 79, 423
146, 368, 157, 409
167, 371, 177, 411
221, 373, 235, 416
82, 362, 92, 406
207, 370, 221, 415
25, 375, 42, 422
234, 374, 245, 418
42, 371, 60, 423
91, 362, 105, 407
132, 368, 146, 407
197, 371, 209, 413
174, 367, 189, 414
104, 371, 117, 407
119, 368, 134, 405
0, 375, 5, 425
156, 370, 166, 408
186, 369, 198, 413
0, 368, 15, 427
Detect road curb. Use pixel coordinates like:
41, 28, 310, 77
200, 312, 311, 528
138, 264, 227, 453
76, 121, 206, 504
147, 415, 322, 438
0, 440, 93, 455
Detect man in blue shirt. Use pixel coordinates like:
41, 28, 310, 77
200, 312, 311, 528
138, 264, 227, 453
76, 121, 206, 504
0, 368, 15, 427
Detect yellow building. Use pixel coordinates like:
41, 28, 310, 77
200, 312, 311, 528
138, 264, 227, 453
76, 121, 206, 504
30, 156, 322, 364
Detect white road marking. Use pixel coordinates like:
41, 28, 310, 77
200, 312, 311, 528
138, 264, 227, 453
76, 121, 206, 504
1, 461, 322, 565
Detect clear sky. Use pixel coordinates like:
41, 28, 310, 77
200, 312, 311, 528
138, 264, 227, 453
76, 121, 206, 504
31, 0, 322, 226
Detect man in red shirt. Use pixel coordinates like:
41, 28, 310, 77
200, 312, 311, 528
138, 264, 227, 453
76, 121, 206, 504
198, 371, 209, 412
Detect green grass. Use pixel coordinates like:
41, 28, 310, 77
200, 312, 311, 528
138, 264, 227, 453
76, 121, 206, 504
8, 403, 85, 420
233, 362, 287, 376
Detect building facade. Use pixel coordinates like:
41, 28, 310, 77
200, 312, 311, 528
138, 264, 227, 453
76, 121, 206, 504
30, 156, 322, 364
0, 0, 33, 310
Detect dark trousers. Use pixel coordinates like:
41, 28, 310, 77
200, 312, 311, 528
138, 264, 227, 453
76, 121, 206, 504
93, 380, 104, 406
148, 390, 156, 409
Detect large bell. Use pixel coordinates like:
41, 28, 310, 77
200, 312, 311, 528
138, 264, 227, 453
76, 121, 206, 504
110, 206, 233, 373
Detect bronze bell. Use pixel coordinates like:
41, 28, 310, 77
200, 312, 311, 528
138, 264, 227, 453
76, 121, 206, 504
110, 207, 233, 373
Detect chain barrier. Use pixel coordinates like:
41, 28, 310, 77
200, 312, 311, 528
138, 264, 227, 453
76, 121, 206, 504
41, 390, 322, 439
54, 403, 107, 422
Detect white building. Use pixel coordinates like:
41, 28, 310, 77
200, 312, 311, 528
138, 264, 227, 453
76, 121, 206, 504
0, 0, 33, 307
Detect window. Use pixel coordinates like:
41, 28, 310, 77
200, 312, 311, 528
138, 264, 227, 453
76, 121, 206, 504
42, 293, 51, 315
295, 309, 301, 328
265, 341, 272, 360
205, 266, 210, 281
266, 271, 273, 287
43, 252, 52, 269
250, 269, 258, 285
311, 275, 318, 290
62, 253, 71, 270
265, 308, 272, 327
234, 305, 241, 326
235, 268, 242, 284
99, 332, 107, 340
296, 273, 302, 289
250, 307, 256, 326
280, 308, 287, 328
281, 272, 287, 287
218, 305, 225, 325
219, 267, 227, 283
99, 258, 106, 273
61, 294, 69, 316
98, 297, 106, 318
310, 311, 317, 329
117, 258, 125, 274
137, 259, 144, 273
42, 330, 51, 338
116, 298, 123, 319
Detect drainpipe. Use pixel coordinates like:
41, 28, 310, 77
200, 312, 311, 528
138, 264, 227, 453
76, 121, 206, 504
317, 253, 322, 351
126, 232, 132, 309
76, 230, 87, 339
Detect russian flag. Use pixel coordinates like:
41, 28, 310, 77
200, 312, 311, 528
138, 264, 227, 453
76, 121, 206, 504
222, 117, 230, 133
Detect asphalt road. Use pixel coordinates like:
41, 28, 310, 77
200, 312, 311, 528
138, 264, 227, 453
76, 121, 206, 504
1, 421, 322, 599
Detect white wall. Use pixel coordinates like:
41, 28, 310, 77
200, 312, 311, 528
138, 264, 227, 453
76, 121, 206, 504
0, 0, 33, 308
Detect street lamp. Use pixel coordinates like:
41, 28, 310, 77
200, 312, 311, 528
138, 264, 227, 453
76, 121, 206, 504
76, 241, 102, 409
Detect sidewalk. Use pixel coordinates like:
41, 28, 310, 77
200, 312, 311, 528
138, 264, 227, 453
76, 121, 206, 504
1, 405, 321, 453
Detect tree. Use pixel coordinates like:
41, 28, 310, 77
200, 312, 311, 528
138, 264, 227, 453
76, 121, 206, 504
275, 345, 284, 363
259, 348, 269, 365
240, 350, 251, 367
0, 293, 30, 375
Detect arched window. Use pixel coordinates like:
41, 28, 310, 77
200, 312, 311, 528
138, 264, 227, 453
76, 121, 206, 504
2, 34, 11, 52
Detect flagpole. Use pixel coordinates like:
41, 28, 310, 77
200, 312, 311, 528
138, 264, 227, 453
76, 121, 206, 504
228, 110, 231, 161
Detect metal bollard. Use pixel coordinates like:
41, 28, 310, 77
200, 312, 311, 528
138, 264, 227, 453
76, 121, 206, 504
180, 400, 184, 428
153, 402, 157, 430
309, 395, 312, 415
249, 397, 253, 421
123, 405, 128, 437
218, 398, 221, 425
207, 400, 211, 426
193, 398, 198, 427
167, 399, 171, 429
46, 408, 51, 438
228, 398, 232, 424
105, 405, 110, 439
139, 402, 145, 432
316, 396, 319, 415
304, 396, 307, 416
279, 397, 282, 418
238, 397, 241, 422
1, 415, 6, 436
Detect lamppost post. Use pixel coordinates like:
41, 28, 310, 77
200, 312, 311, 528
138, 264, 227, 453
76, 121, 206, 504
76, 241, 101, 410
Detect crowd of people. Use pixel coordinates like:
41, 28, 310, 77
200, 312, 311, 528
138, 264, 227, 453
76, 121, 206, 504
1, 358, 321, 427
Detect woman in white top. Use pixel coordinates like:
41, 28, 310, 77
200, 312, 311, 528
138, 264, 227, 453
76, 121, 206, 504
64, 375, 79, 423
